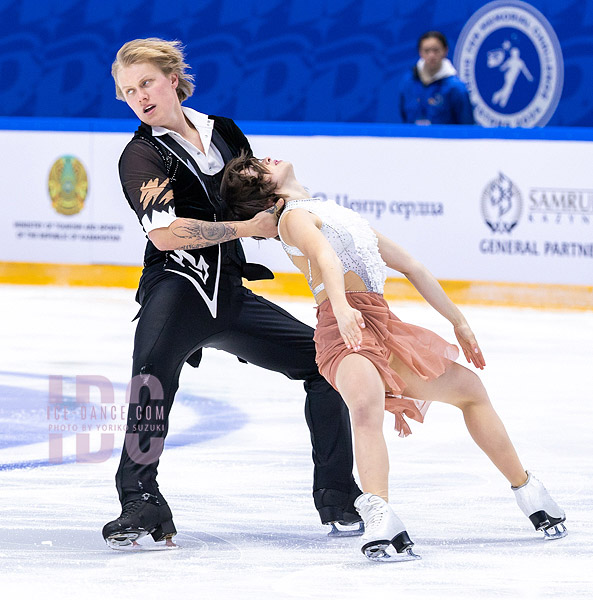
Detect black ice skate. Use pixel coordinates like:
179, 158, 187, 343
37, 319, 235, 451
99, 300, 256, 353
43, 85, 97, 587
102, 493, 178, 550
512, 471, 567, 540
314, 487, 364, 537
354, 493, 421, 562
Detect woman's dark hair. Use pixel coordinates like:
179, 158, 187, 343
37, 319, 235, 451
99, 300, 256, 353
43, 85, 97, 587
221, 150, 284, 220
417, 31, 448, 51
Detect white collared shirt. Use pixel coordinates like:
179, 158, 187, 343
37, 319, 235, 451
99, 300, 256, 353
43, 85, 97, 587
151, 107, 225, 175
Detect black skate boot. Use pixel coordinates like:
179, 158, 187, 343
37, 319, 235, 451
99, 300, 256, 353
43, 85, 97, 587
314, 486, 365, 537
102, 492, 177, 550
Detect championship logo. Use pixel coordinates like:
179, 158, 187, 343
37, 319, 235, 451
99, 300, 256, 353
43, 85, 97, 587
453, 0, 564, 127
481, 172, 522, 233
48, 155, 88, 215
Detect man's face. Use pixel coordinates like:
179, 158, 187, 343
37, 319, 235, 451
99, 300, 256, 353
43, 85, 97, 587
117, 62, 179, 125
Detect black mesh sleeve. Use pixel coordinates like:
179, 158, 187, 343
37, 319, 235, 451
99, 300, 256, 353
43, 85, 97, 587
119, 139, 177, 233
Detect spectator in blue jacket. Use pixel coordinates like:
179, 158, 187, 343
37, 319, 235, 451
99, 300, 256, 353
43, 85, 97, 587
399, 31, 475, 125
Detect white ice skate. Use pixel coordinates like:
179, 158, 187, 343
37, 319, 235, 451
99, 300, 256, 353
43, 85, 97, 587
353, 493, 421, 562
512, 471, 567, 540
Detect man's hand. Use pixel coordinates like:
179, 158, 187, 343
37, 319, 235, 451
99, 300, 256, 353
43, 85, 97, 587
249, 199, 284, 240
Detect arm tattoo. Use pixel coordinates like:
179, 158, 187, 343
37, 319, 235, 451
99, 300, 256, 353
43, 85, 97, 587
171, 220, 238, 249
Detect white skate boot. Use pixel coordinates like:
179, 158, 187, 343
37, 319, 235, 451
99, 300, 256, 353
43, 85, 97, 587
353, 493, 421, 562
512, 471, 567, 540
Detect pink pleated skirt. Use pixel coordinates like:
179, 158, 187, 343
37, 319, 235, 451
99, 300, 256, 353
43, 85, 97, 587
313, 292, 459, 437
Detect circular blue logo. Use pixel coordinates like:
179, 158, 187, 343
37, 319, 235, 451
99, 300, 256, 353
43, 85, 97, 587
454, 0, 564, 127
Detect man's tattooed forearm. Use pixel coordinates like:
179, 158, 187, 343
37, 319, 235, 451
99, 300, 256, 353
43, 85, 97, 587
171, 221, 238, 248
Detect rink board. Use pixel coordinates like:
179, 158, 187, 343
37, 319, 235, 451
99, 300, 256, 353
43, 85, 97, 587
0, 262, 591, 310
0, 121, 591, 307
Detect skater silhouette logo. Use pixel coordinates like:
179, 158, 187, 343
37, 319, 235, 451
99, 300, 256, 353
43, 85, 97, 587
454, 0, 564, 127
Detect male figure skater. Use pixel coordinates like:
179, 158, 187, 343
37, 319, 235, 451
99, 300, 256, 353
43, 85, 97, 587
102, 38, 361, 548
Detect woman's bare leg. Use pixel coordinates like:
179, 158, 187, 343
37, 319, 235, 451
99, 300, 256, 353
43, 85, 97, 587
392, 356, 528, 487
335, 353, 390, 501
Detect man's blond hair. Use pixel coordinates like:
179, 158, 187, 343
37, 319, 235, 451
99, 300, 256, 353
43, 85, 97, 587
111, 38, 195, 102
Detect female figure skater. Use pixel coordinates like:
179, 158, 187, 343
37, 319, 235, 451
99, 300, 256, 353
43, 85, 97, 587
221, 153, 567, 562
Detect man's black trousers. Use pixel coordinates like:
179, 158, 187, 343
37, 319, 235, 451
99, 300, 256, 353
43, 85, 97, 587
115, 267, 361, 521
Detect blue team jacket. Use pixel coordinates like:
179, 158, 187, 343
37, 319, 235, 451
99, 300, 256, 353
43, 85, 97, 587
398, 66, 475, 125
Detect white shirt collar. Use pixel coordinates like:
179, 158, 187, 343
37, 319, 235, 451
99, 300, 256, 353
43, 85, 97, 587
151, 107, 215, 155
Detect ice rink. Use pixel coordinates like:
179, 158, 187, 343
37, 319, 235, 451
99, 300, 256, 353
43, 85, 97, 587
0, 284, 591, 599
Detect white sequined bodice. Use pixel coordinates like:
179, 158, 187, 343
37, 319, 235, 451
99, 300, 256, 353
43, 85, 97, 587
278, 198, 386, 296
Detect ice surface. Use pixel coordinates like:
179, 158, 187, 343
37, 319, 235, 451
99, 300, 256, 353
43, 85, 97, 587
0, 285, 591, 599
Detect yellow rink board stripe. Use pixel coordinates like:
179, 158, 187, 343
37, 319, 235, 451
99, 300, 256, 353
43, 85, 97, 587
0, 262, 591, 311
0, 262, 144, 288
247, 274, 592, 311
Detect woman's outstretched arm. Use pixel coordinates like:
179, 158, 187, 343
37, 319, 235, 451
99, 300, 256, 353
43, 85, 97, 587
374, 229, 486, 369
281, 209, 365, 350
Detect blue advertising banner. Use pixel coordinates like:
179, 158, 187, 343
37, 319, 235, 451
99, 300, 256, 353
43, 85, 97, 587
0, 0, 590, 126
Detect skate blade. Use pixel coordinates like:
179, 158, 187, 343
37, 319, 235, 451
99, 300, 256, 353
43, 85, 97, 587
105, 530, 146, 550
542, 523, 567, 540
364, 544, 421, 563
105, 531, 179, 551
328, 522, 364, 537
107, 538, 180, 551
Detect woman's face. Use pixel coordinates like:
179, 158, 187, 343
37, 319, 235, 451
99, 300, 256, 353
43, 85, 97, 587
243, 157, 294, 192
117, 62, 179, 125
419, 37, 447, 74
258, 157, 295, 190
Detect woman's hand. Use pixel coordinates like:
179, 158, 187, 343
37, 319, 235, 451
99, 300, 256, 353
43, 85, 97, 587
334, 305, 365, 351
454, 323, 486, 369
